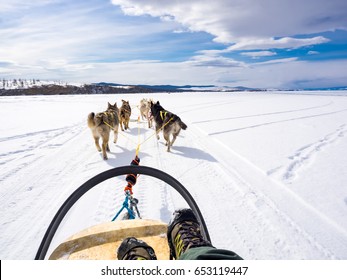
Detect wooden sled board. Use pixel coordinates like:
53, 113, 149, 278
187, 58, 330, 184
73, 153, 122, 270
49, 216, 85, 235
49, 219, 169, 260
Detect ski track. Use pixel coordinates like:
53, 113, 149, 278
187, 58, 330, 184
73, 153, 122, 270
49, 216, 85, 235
268, 124, 347, 182
0, 126, 96, 259
216, 144, 345, 257
0, 122, 85, 185
209, 109, 347, 135
180, 124, 341, 259
192, 101, 333, 125
136, 120, 176, 223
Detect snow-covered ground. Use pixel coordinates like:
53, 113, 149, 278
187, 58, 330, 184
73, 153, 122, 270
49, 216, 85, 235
0, 91, 347, 260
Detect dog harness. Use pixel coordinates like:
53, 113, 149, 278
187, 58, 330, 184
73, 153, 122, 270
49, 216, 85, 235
160, 110, 168, 121
103, 111, 116, 118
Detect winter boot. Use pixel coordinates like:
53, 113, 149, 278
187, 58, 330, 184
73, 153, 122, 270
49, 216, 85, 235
117, 237, 157, 260
167, 208, 213, 259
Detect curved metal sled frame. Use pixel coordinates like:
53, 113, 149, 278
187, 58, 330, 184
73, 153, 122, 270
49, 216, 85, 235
35, 165, 211, 260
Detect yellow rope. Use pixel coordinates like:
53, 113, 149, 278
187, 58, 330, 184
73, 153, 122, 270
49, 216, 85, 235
137, 116, 141, 156
103, 116, 174, 156
103, 120, 138, 146
138, 117, 173, 147
103, 120, 114, 130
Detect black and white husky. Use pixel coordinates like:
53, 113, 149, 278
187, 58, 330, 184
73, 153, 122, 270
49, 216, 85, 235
150, 101, 187, 152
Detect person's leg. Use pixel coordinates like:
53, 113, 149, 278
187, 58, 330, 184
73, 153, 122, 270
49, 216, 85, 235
179, 246, 242, 260
167, 209, 243, 260
116, 208, 243, 260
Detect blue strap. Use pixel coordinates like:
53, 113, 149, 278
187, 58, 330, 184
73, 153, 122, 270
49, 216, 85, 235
112, 195, 135, 221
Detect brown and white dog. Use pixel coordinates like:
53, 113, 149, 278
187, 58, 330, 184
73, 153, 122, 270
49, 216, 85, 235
119, 100, 131, 131
87, 102, 119, 160
139, 98, 153, 128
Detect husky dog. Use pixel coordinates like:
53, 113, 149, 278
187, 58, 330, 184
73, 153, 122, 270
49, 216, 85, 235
139, 98, 153, 128
87, 102, 119, 160
119, 100, 131, 131
150, 101, 187, 152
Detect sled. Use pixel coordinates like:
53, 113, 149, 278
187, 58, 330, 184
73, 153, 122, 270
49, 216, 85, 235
36, 165, 210, 260
49, 219, 169, 260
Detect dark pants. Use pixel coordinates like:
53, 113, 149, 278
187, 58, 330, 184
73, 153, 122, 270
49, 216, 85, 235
179, 246, 243, 260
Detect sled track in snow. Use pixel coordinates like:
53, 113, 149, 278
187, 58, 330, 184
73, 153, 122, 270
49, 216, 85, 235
0, 122, 85, 185
186, 124, 346, 259
269, 124, 347, 182
0, 126, 97, 259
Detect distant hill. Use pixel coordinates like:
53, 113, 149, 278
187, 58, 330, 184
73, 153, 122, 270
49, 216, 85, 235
0, 84, 156, 96
1, 79, 346, 96
93, 82, 216, 92
298, 86, 347, 91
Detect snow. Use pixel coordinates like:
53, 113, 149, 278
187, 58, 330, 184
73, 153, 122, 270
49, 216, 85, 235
0, 91, 347, 260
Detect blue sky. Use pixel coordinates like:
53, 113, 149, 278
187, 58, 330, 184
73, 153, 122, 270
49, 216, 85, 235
1, 0, 346, 89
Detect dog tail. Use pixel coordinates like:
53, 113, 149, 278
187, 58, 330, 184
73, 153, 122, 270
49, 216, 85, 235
95, 113, 106, 126
87, 112, 96, 128
179, 120, 187, 130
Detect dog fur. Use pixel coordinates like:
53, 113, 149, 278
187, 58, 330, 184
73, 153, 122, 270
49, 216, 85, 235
139, 98, 153, 128
87, 102, 119, 160
150, 101, 187, 152
119, 100, 131, 131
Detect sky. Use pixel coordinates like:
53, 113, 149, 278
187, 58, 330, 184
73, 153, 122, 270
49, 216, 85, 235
0, 0, 347, 89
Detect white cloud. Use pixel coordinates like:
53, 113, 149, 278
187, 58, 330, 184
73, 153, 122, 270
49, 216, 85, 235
0, 60, 16, 67
76, 60, 229, 85
253, 57, 298, 65
215, 59, 347, 89
228, 36, 330, 51
0, 1, 178, 73
3, 55, 347, 89
108, 0, 347, 88
186, 55, 247, 68
173, 28, 191, 34
241, 51, 277, 59
0, 0, 55, 12
88, 59, 347, 89
1, 0, 346, 89
112, 0, 346, 49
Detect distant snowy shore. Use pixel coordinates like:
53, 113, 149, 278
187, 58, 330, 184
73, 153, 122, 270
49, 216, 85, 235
2, 79, 346, 95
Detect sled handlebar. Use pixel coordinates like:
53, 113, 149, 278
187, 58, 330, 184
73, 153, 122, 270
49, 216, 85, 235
35, 165, 211, 260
